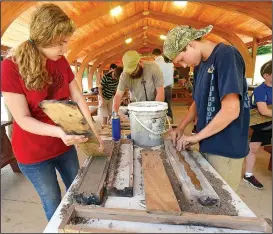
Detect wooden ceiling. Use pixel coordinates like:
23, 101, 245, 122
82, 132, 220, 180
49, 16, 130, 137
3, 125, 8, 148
1, 1, 272, 75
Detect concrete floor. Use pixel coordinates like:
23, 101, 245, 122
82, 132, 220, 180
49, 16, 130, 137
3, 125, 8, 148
1, 105, 272, 233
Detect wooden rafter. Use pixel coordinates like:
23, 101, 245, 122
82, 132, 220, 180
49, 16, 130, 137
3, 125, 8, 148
68, 9, 259, 64
200, 2, 272, 30
76, 32, 144, 81
67, 12, 144, 63
78, 29, 144, 73
73, 2, 130, 29
100, 41, 165, 69
83, 40, 144, 90
147, 11, 254, 77
246, 35, 272, 48
1, 1, 36, 35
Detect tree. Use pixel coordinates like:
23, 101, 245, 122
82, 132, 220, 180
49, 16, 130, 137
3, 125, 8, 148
257, 44, 272, 55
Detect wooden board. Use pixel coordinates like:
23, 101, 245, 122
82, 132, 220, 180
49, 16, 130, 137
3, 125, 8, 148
40, 100, 97, 138
164, 140, 220, 207
101, 123, 178, 130
58, 205, 272, 233
78, 138, 105, 157
58, 206, 75, 233
73, 141, 115, 205
62, 225, 128, 233
98, 129, 131, 136
40, 100, 107, 157
141, 150, 181, 215
250, 105, 272, 126
107, 139, 134, 197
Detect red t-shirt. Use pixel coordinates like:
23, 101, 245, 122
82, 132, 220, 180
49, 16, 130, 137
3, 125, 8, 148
1, 56, 74, 164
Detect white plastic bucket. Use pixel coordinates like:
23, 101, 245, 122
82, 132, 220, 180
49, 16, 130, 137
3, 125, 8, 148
128, 101, 170, 147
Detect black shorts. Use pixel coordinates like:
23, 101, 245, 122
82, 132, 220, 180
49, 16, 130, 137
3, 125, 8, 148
250, 122, 272, 146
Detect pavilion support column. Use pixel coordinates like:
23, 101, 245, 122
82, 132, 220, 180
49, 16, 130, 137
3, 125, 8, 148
89, 64, 99, 90
96, 66, 104, 87
75, 62, 83, 92
88, 65, 93, 90
75, 62, 79, 73
251, 38, 258, 85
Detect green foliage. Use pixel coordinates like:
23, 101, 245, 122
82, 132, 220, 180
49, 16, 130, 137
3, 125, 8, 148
257, 44, 272, 55
249, 44, 272, 56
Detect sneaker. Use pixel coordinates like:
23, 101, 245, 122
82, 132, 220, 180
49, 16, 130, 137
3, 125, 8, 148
243, 175, 264, 190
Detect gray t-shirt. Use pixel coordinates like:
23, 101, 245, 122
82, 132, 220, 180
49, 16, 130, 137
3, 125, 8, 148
117, 61, 164, 102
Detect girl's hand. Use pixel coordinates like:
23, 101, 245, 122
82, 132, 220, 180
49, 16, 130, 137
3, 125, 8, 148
58, 128, 88, 146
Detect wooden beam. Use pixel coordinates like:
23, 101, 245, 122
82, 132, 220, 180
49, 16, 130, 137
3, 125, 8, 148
77, 44, 125, 89
74, 63, 79, 73
246, 35, 272, 48
69, 9, 247, 65
78, 26, 180, 78
63, 225, 128, 233
76, 29, 144, 81
88, 40, 144, 88
58, 206, 75, 233
73, 2, 130, 29
87, 66, 93, 90
148, 29, 223, 45
72, 206, 272, 233
200, 2, 272, 30
142, 150, 181, 215
88, 60, 101, 90
67, 12, 144, 63
251, 37, 258, 83
148, 11, 254, 77
99, 40, 144, 69
1, 2, 37, 35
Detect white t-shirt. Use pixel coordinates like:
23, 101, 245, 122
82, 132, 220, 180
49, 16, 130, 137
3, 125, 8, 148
154, 55, 174, 88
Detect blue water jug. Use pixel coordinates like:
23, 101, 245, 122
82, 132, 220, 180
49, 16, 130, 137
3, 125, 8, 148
112, 112, 121, 141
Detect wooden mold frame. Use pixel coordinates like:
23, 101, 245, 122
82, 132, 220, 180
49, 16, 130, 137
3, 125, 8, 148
164, 139, 220, 207
72, 140, 116, 205
107, 139, 134, 197
58, 205, 272, 233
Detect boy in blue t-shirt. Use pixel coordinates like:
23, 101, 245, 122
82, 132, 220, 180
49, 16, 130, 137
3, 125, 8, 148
163, 25, 250, 191
244, 60, 272, 189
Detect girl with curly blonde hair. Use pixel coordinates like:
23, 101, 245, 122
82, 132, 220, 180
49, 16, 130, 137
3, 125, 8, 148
2, 4, 103, 220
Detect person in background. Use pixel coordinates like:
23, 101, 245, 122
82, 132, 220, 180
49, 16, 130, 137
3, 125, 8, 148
108, 63, 118, 74
1, 4, 103, 220
173, 68, 180, 83
98, 66, 123, 125
163, 25, 250, 191
113, 50, 164, 114
244, 60, 272, 189
152, 48, 174, 122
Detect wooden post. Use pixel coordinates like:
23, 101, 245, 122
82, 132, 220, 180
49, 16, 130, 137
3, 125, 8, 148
75, 60, 79, 73
96, 68, 103, 87
87, 66, 93, 90
251, 38, 258, 85
75, 62, 84, 92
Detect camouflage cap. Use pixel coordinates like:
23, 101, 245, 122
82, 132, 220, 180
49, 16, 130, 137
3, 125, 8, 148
163, 25, 213, 61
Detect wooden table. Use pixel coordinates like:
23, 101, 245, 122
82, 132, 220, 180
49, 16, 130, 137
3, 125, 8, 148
172, 86, 193, 105
1, 121, 20, 172
44, 137, 257, 233
82, 93, 98, 102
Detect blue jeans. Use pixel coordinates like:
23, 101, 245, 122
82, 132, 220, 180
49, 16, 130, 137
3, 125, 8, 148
18, 146, 79, 221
